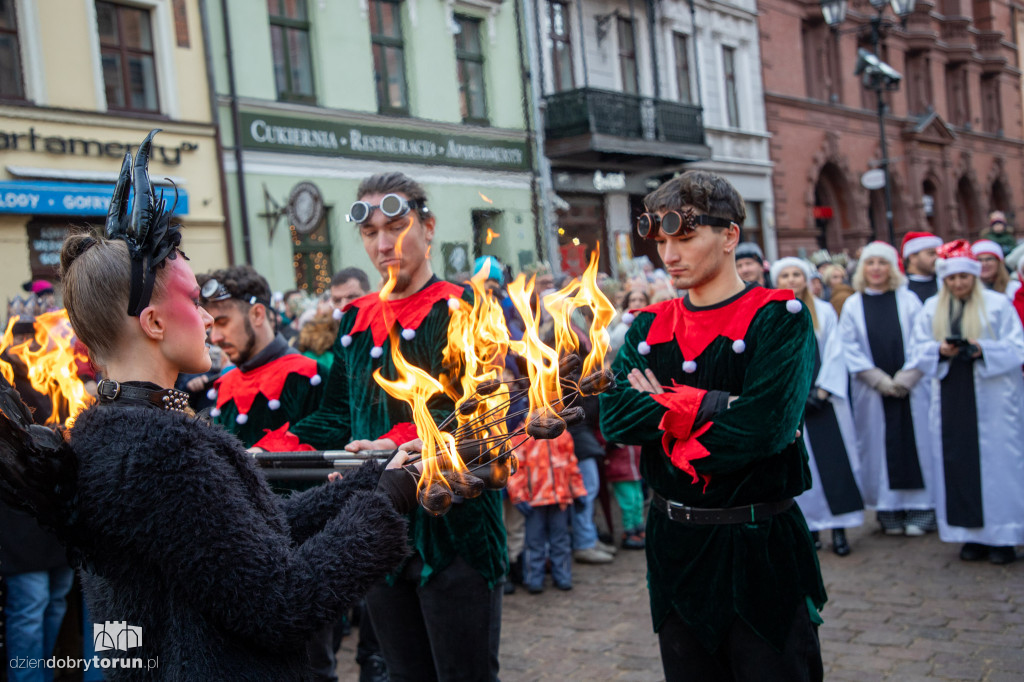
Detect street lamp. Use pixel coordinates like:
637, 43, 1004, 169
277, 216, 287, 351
820, 0, 915, 247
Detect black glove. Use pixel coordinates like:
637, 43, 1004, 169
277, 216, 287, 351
376, 468, 420, 515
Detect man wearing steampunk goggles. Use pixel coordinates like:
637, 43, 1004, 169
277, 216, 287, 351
601, 171, 825, 681
285, 172, 507, 682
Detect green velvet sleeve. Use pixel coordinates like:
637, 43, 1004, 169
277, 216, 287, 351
692, 302, 815, 475
600, 313, 668, 445
288, 317, 354, 451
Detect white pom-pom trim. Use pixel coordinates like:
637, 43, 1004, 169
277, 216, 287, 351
448, 297, 460, 310
236, 413, 248, 424
401, 328, 416, 340
682, 360, 698, 374
206, 387, 217, 400
622, 312, 635, 325
732, 339, 746, 354
370, 346, 384, 359
332, 308, 343, 321
340, 334, 353, 347
210, 407, 221, 417
310, 374, 322, 386
638, 341, 651, 355
268, 399, 281, 411
786, 299, 802, 314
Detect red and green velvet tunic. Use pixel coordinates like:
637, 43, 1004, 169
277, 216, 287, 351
600, 285, 827, 652
210, 337, 325, 449
289, 279, 507, 588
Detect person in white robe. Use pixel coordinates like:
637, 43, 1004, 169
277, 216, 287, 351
905, 240, 1024, 565
772, 258, 864, 556
837, 241, 936, 536
972, 239, 1022, 300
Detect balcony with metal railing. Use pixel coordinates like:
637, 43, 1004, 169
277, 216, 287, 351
543, 88, 709, 169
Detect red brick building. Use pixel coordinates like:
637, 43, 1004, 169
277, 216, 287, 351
760, 0, 1023, 256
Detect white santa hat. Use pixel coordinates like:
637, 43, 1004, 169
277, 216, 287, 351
859, 241, 901, 271
900, 231, 942, 259
769, 257, 814, 286
970, 239, 1004, 261
936, 240, 982, 279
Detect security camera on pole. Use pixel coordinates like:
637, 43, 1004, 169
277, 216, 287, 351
820, 0, 916, 248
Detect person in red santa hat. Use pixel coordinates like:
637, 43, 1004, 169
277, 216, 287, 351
971, 240, 1021, 299
837, 241, 936, 537
905, 240, 1024, 564
901, 232, 943, 302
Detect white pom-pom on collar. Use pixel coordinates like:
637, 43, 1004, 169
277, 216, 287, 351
310, 374, 322, 386
448, 297, 460, 310
340, 334, 353, 347
210, 407, 221, 418
622, 312, 635, 325
682, 360, 697, 374
638, 341, 651, 356
370, 346, 384, 359
332, 308, 343, 321
401, 328, 416, 341
732, 339, 746, 354
235, 413, 248, 425
786, 299, 802, 314
206, 387, 218, 401
268, 399, 281, 411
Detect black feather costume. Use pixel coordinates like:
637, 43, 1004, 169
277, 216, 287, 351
0, 130, 412, 680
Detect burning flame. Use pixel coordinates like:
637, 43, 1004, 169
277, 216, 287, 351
485, 228, 501, 245
506, 275, 564, 425
478, 192, 493, 204
0, 310, 94, 427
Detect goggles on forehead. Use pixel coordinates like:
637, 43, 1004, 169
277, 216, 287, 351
200, 278, 268, 307
636, 208, 736, 239
346, 193, 427, 224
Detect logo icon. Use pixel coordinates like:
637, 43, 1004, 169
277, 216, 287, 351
93, 622, 142, 652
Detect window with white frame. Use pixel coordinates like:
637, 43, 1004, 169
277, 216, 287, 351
96, 1, 160, 112
454, 14, 487, 124
617, 17, 638, 95
0, 0, 24, 99
548, 0, 574, 92
268, 0, 315, 103
673, 32, 691, 104
722, 46, 739, 127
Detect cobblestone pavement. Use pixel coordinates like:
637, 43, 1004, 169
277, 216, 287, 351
337, 514, 1022, 681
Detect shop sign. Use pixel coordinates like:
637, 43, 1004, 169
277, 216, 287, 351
0, 127, 198, 165
593, 170, 626, 192
241, 111, 529, 172
0, 180, 189, 216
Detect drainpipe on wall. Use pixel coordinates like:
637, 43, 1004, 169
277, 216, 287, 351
513, 0, 542, 266
198, 0, 235, 265
219, 0, 253, 264
522, 0, 562, 273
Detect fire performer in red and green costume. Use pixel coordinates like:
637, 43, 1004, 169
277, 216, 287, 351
198, 265, 326, 450
600, 171, 827, 681
282, 172, 506, 682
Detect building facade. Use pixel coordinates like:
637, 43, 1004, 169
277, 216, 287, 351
530, 0, 776, 277
0, 0, 228, 302
761, 0, 1023, 256
208, 0, 540, 294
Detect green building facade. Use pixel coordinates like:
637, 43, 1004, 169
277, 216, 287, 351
206, 0, 541, 293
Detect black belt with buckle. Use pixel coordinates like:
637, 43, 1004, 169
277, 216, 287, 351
651, 491, 794, 525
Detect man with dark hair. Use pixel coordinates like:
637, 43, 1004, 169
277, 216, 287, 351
735, 242, 767, 287
330, 267, 371, 311
901, 231, 942, 302
285, 172, 507, 681
600, 170, 826, 681
200, 265, 326, 450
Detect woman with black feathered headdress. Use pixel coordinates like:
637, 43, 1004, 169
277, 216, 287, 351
0, 130, 419, 681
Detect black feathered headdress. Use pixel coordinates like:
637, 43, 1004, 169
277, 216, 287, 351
105, 129, 184, 316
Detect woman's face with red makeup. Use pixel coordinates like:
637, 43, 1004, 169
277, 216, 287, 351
150, 257, 213, 374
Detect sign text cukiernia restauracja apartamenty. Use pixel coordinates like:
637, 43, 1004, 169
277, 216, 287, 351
241, 111, 529, 172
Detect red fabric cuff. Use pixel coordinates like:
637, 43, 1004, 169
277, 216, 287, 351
651, 385, 708, 441
379, 422, 418, 447
661, 422, 713, 486
253, 423, 314, 452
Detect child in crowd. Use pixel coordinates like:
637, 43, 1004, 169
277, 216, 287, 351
605, 441, 645, 549
506, 430, 586, 593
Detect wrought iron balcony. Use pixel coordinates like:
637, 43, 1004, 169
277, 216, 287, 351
543, 88, 708, 167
